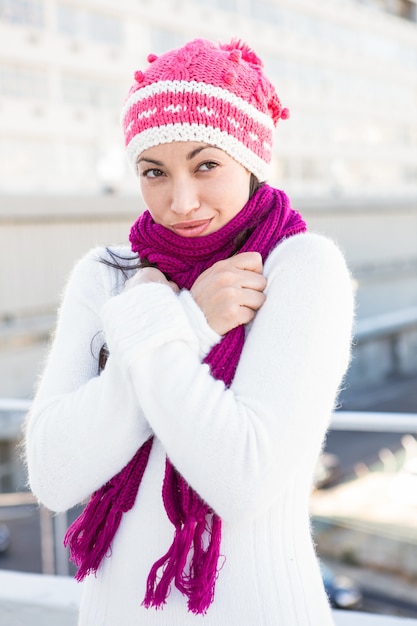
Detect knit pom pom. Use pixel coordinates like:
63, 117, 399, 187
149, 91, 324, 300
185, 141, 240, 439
220, 38, 263, 67
224, 71, 237, 85
280, 107, 290, 120
266, 93, 285, 126
229, 49, 242, 63
147, 53, 158, 63
134, 70, 144, 83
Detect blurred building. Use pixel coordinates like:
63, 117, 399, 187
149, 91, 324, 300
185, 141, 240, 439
0, 0, 416, 197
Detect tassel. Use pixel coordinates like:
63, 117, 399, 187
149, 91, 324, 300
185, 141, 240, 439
143, 518, 196, 609
64, 488, 123, 580
186, 514, 222, 615
143, 506, 222, 614
142, 460, 222, 614
65, 438, 153, 580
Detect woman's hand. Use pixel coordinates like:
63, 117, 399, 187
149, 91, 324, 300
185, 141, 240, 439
190, 252, 267, 335
125, 267, 180, 293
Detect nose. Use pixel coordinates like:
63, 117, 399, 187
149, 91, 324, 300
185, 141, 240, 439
170, 177, 200, 216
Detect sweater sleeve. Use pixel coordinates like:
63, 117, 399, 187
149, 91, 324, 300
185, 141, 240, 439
101, 233, 354, 523
178, 290, 221, 360
25, 248, 153, 512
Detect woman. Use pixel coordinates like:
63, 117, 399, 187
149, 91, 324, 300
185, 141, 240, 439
25, 38, 354, 625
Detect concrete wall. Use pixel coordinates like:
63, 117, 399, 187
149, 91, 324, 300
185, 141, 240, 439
299, 197, 417, 319
1, 194, 141, 319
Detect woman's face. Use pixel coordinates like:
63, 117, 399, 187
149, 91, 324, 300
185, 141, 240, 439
136, 142, 251, 237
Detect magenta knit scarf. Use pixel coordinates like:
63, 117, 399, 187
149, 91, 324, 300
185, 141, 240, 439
64, 184, 306, 614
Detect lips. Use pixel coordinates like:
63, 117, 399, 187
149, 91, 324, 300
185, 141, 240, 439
170, 219, 212, 237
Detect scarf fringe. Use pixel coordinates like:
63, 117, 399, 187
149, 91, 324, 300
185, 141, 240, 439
64, 488, 123, 580
142, 513, 222, 614
186, 514, 222, 614
65, 438, 153, 580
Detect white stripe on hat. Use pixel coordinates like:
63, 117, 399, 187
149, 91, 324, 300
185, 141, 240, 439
121, 80, 274, 132
126, 123, 271, 182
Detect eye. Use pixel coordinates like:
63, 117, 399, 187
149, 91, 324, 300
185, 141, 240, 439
141, 168, 164, 178
198, 161, 218, 172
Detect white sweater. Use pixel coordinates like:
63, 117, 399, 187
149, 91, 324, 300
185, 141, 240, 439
26, 232, 354, 626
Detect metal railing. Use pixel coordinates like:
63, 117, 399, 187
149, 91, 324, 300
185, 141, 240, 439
332, 410, 417, 432
354, 306, 417, 344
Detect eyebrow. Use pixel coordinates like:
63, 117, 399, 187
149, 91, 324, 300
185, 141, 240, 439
136, 145, 220, 166
187, 145, 220, 160
136, 156, 163, 166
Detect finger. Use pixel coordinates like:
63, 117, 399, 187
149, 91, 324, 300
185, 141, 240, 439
206, 265, 266, 292
239, 289, 266, 312
228, 288, 266, 315
168, 281, 180, 294
125, 267, 170, 290
236, 307, 257, 327
237, 269, 267, 292
228, 303, 260, 329
222, 288, 266, 320
230, 251, 263, 273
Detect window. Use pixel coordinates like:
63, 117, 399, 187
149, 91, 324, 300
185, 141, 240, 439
150, 28, 187, 55
56, 4, 78, 37
0, 0, 44, 27
0, 63, 47, 99
56, 3, 124, 46
86, 12, 123, 45
0, 138, 51, 192
192, 0, 238, 10
61, 73, 124, 109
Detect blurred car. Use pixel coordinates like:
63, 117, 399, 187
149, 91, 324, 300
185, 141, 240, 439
321, 562, 363, 610
0, 523, 10, 552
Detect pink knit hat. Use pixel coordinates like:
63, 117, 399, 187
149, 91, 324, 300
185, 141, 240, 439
121, 38, 289, 181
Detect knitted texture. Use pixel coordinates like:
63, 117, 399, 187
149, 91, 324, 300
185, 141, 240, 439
64, 438, 153, 581
121, 38, 289, 181
65, 184, 306, 614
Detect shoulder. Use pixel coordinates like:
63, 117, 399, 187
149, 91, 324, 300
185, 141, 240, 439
259, 232, 354, 368
263, 232, 354, 327
63, 244, 137, 302
72, 243, 134, 272
265, 232, 351, 282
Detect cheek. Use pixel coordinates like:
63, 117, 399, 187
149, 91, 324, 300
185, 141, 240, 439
140, 183, 163, 220
218, 194, 247, 225
224, 175, 251, 216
